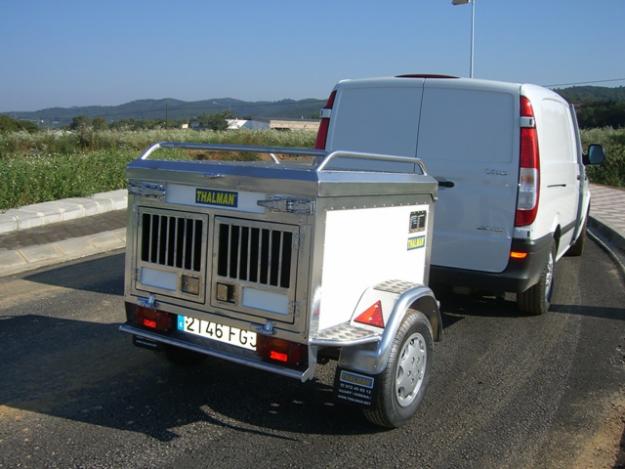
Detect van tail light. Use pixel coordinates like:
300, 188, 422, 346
314, 90, 337, 149
354, 300, 385, 328
256, 336, 307, 368
515, 96, 540, 227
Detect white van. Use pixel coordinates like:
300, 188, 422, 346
315, 75, 605, 315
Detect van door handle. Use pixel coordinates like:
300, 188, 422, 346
435, 177, 455, 188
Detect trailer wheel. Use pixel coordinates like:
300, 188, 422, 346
517, 241, 556, 315
164, 345, 205, 366
363, 311, 432, 428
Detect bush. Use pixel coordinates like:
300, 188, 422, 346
581, 127, 625, 187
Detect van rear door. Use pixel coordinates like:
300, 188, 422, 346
326, 79, 425, 172
416, 81, 519, 273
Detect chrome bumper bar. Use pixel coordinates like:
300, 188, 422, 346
119, 324, 310, 381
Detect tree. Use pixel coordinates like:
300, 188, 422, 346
69, 115, 91, 130
197, 111, 233, 131
92, 117, 108, 130
0, 115, 39, 132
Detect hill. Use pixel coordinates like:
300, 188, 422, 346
6, 84, 625, 129
7, 97, 326, 127
555, 86, 625, 104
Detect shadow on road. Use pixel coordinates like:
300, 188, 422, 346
437, 291, 520, 322
24, 252, 125, 296
0, 314, 379, 442
550, 303, 625, 320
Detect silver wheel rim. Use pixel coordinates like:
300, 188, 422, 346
395, 332, 427, 407
545, 251, 554, 302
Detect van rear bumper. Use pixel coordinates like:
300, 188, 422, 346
430, 235, 552, 294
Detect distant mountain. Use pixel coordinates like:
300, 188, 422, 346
7, 85, 625, 128
555, 86, 625, 104
7, 97, 326, 127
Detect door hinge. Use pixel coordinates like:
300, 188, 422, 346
289, 300, 305, 315
292, 232, 304, 250
128, 181, 166, 200
257, 196, 315, 215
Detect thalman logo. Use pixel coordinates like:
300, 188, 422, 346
195, 189, 238, 207
407, 235, 425, 250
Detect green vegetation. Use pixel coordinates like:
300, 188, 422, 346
0, 127, 623, 211
582, 128, 625, 187
0, 129, 316, 210
576, 101, 625, 129
555, 86, 625, 128
556, 86, 625, 104
0, 115, 39, 133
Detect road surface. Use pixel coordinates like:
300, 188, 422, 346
0, 241, 623, 468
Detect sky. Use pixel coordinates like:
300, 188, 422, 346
2, 0, 625, 112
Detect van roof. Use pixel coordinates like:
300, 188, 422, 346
336, 76, 567, 104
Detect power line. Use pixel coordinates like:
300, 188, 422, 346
544, 77, 625, 88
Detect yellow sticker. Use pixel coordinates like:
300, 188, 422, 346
407, 235, 425, 250
195, 189, 238, 207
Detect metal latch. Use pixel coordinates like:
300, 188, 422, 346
257, 196, 315, 215
138, 294, 157, 309
128, 181, 167, 200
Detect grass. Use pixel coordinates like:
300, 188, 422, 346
0, 127, 623, 210
0, 129, 316, 210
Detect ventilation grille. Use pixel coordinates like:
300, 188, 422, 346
141, 213, 203, 272
217, 223, 294, 288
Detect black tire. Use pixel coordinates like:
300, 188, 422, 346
566, 219, 587, 257
517, 241, 556, 316
164, 345, 206, 366
363, 311, 433, 428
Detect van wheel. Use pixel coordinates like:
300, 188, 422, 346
363, 311, 432, 428
517, 242, 556, 316
164, 345, 206, 366
566, 219, 586, 257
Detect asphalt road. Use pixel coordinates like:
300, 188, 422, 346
0, 241, 624, 468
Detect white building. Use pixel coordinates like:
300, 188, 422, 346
226, 119, 270, 130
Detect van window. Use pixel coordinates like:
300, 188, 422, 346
330, 87, 423, 157
540, 99, 575, 163
417, 88, 515, 163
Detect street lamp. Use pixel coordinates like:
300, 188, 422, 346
452, 0, 476, 78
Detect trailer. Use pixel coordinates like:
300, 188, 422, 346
120, 142, 441, 427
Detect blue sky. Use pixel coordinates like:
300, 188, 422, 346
2, 0, 624, 111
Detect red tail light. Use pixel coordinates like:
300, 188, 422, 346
314, 90, 336, 150
134, 305, 173, 332
257, 336, 307, 368
515, 96, 540, 227
354, 300, 385, 328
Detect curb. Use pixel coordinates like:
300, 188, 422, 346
588, 216, 625, 254
0, 228, 126, 278
0, 189, 128, 235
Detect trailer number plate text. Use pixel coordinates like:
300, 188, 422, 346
334, 369, 376, 407
177, 315, 256, 350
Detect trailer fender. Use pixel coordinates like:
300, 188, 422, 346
338, 284, 441, 376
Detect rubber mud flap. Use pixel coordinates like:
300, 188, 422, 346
333, 367, 379, 408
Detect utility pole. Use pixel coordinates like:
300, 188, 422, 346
452, 0, 476, 78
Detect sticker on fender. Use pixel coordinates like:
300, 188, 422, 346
334, 368, 376, 407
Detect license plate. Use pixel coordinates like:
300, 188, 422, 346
177, 315, 257, 351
